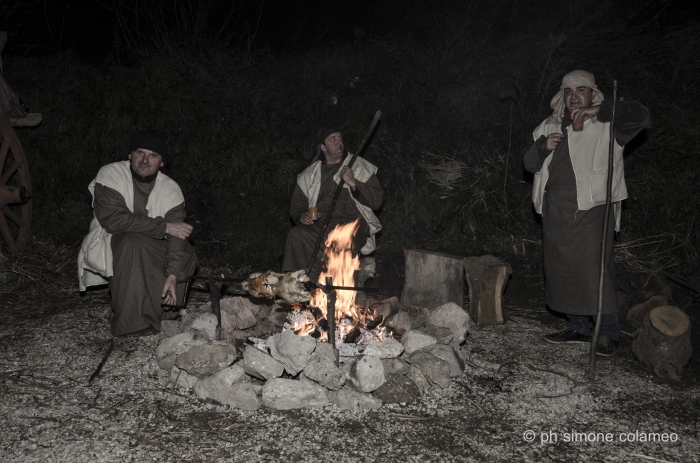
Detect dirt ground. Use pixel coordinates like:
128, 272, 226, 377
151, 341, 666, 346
1, 242, 698, 463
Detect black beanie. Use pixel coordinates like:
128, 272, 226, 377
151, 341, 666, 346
314, 126, 342, 151
130, 131, 168, 157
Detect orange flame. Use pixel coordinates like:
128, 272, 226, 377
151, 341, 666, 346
290, 218, 388, 343
310, 219, 361, 322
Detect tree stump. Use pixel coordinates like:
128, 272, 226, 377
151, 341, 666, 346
463, 255, 511, 325
400, 249, 463, 310
631, 305, 692, 381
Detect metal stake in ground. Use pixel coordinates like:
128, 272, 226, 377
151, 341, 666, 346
589, 80, 617, 380
305, 111, 382, 276
326, 277, 336, 349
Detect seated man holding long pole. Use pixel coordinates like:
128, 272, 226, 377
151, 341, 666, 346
282, 127, 383, 281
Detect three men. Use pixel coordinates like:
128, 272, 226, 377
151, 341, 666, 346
282, 127, 383, 281
523, 70, 649, 356
78, 132, 197, 337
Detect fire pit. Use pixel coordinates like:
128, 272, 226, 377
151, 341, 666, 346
154, 221, 471, 412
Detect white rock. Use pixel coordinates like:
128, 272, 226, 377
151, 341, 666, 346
426, 302, 470, 344
407, 351, 451, 390
262, 378, 329, 410
170, 365, 199, 389
160, 319, 181, 337
362, 338, 404, 359
194, 365, 260, 410
155, 332, 201, 370
401, 330, 437, 356
431, 344, 464, 378
330, 386, 382, 412
347, 355, 385, 393
381, 357, 409, 376
268, 330, 316, 375
304, 343, 345, 390
180, 311, 218, 341
175, 343, 238, 376
243, 345, 284, 380
221, 297, 259, 330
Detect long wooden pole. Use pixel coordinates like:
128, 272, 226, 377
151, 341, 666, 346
305, 111, 382, 276
589, 81, 617, 380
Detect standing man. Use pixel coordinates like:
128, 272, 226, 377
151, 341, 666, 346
282, 127, 383, 282
78, 131, 197, 337
523, 70, 648, 356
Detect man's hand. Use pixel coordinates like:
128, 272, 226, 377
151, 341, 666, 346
340, 166, 356, 190
161, 274, 178, 306
542, 133, 564, 151
299, 211, 316, 225
165, 222, 193, 239
570, 106, 598, 124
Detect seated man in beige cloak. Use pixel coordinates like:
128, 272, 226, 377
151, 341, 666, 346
78, 131, 197, 337
282, 127, 383, 282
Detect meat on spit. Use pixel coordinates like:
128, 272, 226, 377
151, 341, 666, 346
241, 269, 312, 305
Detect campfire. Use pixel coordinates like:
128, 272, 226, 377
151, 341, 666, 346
285, 219, 389, 346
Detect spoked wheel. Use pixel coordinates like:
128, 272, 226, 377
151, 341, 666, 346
0, 117, 31, 252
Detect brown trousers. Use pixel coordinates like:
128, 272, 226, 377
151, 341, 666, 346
109, 233, 196, 336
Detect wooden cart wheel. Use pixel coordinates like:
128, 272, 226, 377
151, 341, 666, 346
0, 117, 31, 252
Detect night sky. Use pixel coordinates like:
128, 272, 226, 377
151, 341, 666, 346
2, 0, 697, 58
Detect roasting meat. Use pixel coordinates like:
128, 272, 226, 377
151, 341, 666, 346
241, 270, 312, 305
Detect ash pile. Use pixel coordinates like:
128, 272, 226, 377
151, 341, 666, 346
154, 296, 469, 412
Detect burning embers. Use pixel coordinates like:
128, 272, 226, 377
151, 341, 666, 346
285, 219, 389, 346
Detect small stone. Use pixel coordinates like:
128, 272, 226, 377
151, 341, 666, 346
243, 346, 285, 380
338, 343, 361, 359
175, 343, 238, 376
401, 330, 437, 356
180, 311, 218, 341
362, 338, 404, 359
220, 308, 237, 341
408, 365, 431, 394
194, 365, 260, 410
160, 320, 181, 337
330, 386, 382, 412
236, 307, 257, 330
155, 332, 202, 370
381, 357, 409, 376
347, 355, 385, 393
268, 330, 317, 375
239, 319, 279, 339
426, 302, 470, 344
372, 374, 420, 404
401, 305, 431, 327
256, 303, 273, 320
268, 304, 292, 327
262, 378, 329, 410
170, 365, 198, 389
422, 325, 453, 344
219, 297, 259, 330
304, 343, 345, 390
431, 344, 464, 378
386, 311, 412, 335
407, 351, 451, 390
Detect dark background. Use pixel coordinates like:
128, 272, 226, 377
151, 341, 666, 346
1, 0, 698, 299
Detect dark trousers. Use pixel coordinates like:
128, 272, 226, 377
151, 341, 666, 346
568, 314, 620, 341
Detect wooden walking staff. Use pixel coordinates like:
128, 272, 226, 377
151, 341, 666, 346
305, 111, 382, 276
589, 81, 617, 380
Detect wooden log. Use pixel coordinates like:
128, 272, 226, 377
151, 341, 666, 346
626, 295, 668, 329
463, 255, 512, 326
649, 305, 691, 337
400, 249, 463, 310
631, 305, 692, 381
